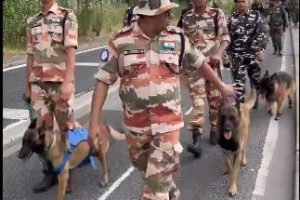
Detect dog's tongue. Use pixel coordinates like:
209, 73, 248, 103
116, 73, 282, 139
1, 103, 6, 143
224, 131, 232, 140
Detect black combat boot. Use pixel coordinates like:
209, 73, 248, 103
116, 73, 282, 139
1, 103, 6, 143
187, 129, 202, 158
278, 50, 282, 56
33, 163, 58, 193
273, 47, 277, 55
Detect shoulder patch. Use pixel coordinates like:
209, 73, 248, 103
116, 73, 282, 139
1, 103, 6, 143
166, 26, 183, 34
100, 49, 109, 62
113, 26, 134, 38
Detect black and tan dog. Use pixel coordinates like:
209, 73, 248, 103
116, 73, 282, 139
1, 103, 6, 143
217, 89, 257, 197
19, 119, 125, 200
260, 70, 295, 120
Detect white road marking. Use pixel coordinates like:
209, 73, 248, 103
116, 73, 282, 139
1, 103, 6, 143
251, 119, 279, 197
184, 106, 193, 116
251, 29, 289, 200
3, 108, 29, 120
3, 46, 106, 72
98, 166, 135, 200
76, 62, 99, 67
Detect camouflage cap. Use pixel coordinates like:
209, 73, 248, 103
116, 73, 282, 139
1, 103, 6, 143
133, 0, 178, 16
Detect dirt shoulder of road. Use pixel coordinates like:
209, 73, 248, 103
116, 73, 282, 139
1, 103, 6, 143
3, 33, 111, 69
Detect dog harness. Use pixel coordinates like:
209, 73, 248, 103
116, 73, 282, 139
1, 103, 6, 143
54, 128, 97, 175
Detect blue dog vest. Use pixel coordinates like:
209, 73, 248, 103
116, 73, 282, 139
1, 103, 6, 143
54, 128, 97, 175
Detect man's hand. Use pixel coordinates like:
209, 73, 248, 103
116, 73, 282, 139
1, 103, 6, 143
255, 51, 264, 62
219, 83, 238, 97
60, 81, 74, 101
209, 52, 222, 67
88, 121, 106, 147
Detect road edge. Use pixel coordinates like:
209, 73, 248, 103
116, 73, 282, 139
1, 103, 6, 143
291, 26, 299, 200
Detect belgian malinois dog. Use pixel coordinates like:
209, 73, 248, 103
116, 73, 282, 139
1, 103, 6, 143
260, 70, 295, 120
217, 89, 257, 197
19, 120, 125, 200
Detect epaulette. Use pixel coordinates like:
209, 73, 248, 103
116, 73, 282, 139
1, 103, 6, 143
113, 26, 134, 38
59, 6, 72, 13
166, 26, 183, 34
27, 13, 40, 27
209, 7, 219, 11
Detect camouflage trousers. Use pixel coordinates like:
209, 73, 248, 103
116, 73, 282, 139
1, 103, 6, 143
270, 28, 283, 52
30, 81, 75, 134
231, 53, 261, 103
186, 66, 221, 130
125, 129, 182, 200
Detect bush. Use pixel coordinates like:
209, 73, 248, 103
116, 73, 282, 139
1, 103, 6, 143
3, 0, 39, 49
92, 7, 104, 36
77, 9, 93, 36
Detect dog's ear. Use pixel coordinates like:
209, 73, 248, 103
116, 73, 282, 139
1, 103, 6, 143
264, 70, 269, 76
271, 73, 278, 81
28, 118, 37, 129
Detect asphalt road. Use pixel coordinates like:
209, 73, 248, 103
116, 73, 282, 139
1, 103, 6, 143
3, 49, 103, 128
3, 30, 297, 200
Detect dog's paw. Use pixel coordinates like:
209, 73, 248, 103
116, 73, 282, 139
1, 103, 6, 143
66, 179, 72, 193
267, 110, 273, 116
241, 160, 247, 166
222, 170, 230, 175
99, 181, 108, 188
275, 113, 281, 120
228, 184, 237, 197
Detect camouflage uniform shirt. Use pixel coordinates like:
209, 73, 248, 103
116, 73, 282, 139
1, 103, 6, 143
26, 3, 78, 82
182, 7, 230, 56
95, 23, 206, 134
227, 9, 267, 54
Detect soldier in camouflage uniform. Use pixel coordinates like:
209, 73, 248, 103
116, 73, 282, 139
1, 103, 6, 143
123, 0, 140, 27
227, 0, 268, 104
267, 0, 289, 56
24, 0, 78, 193
177, 0, 193, 28
251, 0, 265, 17
88, 0, 236, 199
181, 0, 230, 157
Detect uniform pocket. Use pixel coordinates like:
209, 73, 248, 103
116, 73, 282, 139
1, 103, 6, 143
159, 53, 180, 75
49, 25, 63, 43
31, 25, 42, 44
122, 53, 147, 79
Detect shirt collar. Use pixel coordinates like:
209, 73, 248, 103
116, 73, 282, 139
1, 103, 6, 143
132, 22, 169, 40
233, 9, 250, 16
192, 6, 210, 18
39, 2, 60, 16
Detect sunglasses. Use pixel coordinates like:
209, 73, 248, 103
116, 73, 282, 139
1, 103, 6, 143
139, 0, 162, 9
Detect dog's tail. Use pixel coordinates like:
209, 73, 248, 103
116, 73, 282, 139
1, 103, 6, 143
245, 89, 257, 110
107, 125, 126, 141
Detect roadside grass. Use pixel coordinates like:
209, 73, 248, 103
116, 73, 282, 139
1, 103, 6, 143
4, 0, 234, 59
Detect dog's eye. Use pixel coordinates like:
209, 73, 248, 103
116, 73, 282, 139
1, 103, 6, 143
229, 115, 235, 121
